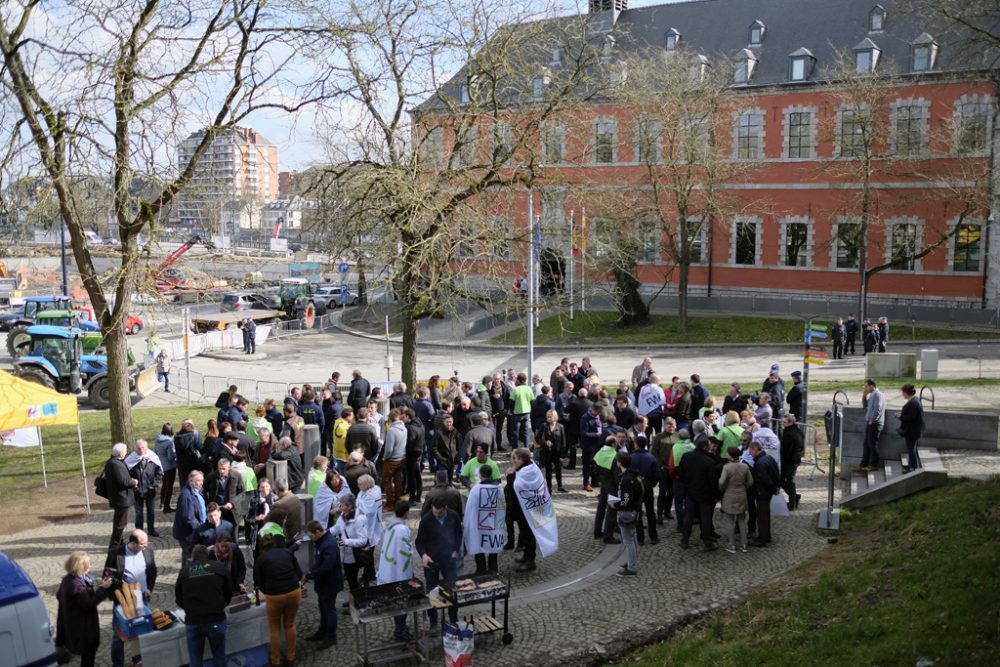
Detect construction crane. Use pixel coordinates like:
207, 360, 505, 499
151, 235, 216, 291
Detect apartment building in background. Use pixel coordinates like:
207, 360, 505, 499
174, 126, 279, 237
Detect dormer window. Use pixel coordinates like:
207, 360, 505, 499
603, 35, 616, 56
734, 49, 757, 84
690, 54, 710, 83
749, 20, 765, 46
664, 28, 680, 51
869, 5, 886, 32
788, 48, 816, 82
531, 70, 551, 101
551, 47, 563, 65
854, 38, 881, 74
460, 84, 470, 105
911, 33, 938, 72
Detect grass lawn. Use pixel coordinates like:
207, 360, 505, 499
490, 311, 1000, 346
0, 405, 217, 500
610, 477, 1000, 667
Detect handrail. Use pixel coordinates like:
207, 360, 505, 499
832, 390, 850, 406
919, 385, 935, 409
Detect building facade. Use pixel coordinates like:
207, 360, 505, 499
438, 0, 999, 311
174, 126, 280, 234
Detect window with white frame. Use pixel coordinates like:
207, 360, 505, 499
782, 219, 810, 266
955, 98, 992, 155
952, 221, 983, 272
835, 220, 861, 268
460, 85, 470, 105
894, 103, 927, 156
749, 20, 765, 46
736, 111, 764, 159
889, 222, 919, 270
684, 218, 706, 264
456, 126, 478, 167
869, 5, 886, 32
638, 219, 661, 263
911, 33, 938, 72
531, 73, 549, 101
854, 38, 880, 74
734, 218, 759, 265
635, 118, 662, 164
664, 28, 680, 51
788, 48, 815, 82
787, 110, 814, 158
734, 49, 757, 84
593, 119, 617, 164
542, 124, 565, 164
690, 54, 710, 83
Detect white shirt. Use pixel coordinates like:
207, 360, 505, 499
123, 546, 148, 592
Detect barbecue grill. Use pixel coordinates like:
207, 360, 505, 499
437, 574, 513, 645
349, 579, 433, 665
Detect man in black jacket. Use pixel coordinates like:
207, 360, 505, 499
176, 544, 234, 667
844, 315, 858, 355
749, 441, 781, 546
415, 497, 462, 627
402, 408, 426, 503
678, 438, 719, 551
303, 520, 343, 649
566, 388, 593, 472
105, 443, 138, 548
779, 415, 805, 510
174, 420, 205, 485
347, 369, 371, 414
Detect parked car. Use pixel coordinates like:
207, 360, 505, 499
313, 284, 359, 310
220, 291, 272, 312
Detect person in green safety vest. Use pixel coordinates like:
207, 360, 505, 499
668, 429, 696, 531
307, 456, 330, 497
593, 432, 625, 544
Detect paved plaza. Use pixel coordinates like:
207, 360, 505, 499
5, 319, 1000, 666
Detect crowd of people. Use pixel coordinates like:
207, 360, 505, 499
60, 350, 923, 667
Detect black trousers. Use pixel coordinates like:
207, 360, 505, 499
539, 447, 562, 490
474, 553, 498, 574
833, 339, 844, 359
656, 475, 673, 520
637, 485, 658, 542
405, 455, 422, 501
681, 498, 715, 545
110, 506, 130, 548
564, 431, 579, 468
593, 479, 617, 540
846, 334, 856, 355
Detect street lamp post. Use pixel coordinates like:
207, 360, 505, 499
527, 185, 535, 384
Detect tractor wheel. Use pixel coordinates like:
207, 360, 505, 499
88, 377, 111, 409
128, 321, 142, 335
15, 366, 57, 391
7, 325, 32, 358
303, 302, 316, 329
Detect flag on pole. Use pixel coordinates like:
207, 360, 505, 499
580, 208, 587, 253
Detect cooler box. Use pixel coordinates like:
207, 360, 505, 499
113, 603, 153, 640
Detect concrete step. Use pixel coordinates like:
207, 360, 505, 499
840, 449, 949, 510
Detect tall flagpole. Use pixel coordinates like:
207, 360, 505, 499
568, 210, 574, 320
534, 214, 541, 329
527, 187, 535, 384
581, 207, 587, 312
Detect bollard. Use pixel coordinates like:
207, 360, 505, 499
303, 424, 321, 465
919, 349, 939, 380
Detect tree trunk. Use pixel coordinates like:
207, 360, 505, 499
103, 325, 134, 444
357, 260, 367, 306
400, 303, 417, 388
612, 263, 649, 326
677, 260, 690, 334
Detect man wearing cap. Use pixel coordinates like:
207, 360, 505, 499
786, 371, 805, 422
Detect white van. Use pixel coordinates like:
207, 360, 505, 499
0, 552, 57, 667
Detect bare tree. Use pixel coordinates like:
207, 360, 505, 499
307, 0, 609, 385
0, 0, 331, 442
611, 47, 752, 332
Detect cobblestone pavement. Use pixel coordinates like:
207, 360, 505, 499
9, 458, 841, 667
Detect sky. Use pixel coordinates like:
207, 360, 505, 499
248, 0, 687, 173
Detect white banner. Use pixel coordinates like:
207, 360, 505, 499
0, 427, 40, 447
464, 482, 506, 555
513, 462, 559, 558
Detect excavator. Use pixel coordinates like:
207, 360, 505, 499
150, 235, 216, 291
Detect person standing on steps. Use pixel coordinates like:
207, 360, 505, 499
897, 383, 924, 473
856, 379, 885, 473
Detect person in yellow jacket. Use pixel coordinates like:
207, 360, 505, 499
332, 407, 353, 475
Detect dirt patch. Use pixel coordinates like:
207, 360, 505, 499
0, 479, 108, 535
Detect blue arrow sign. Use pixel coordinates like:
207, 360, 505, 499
807, 331, 828, 339
338, 262, 350, 274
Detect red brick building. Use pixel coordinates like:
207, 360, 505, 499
444, 0, 999, 314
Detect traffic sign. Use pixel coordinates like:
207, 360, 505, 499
805, 323, 828, 332
338, 262, 350, 274
803, 358, 826, 366
340, 283, 348, 306
805, 350, 828, 359
805, 331, 828, 339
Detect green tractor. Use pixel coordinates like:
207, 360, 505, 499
6, 310, 103, 358
270, 278, 326, 329
11, 325, 156, 409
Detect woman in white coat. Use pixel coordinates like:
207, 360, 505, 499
330, 493, 369, 590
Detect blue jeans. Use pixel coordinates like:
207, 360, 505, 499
111, 632, 125, 667
134, 491, 156, 532
512, 414, 530, 449
185, 620, 227, 667
157, 370, 170, 391
425, 558, 459, 627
